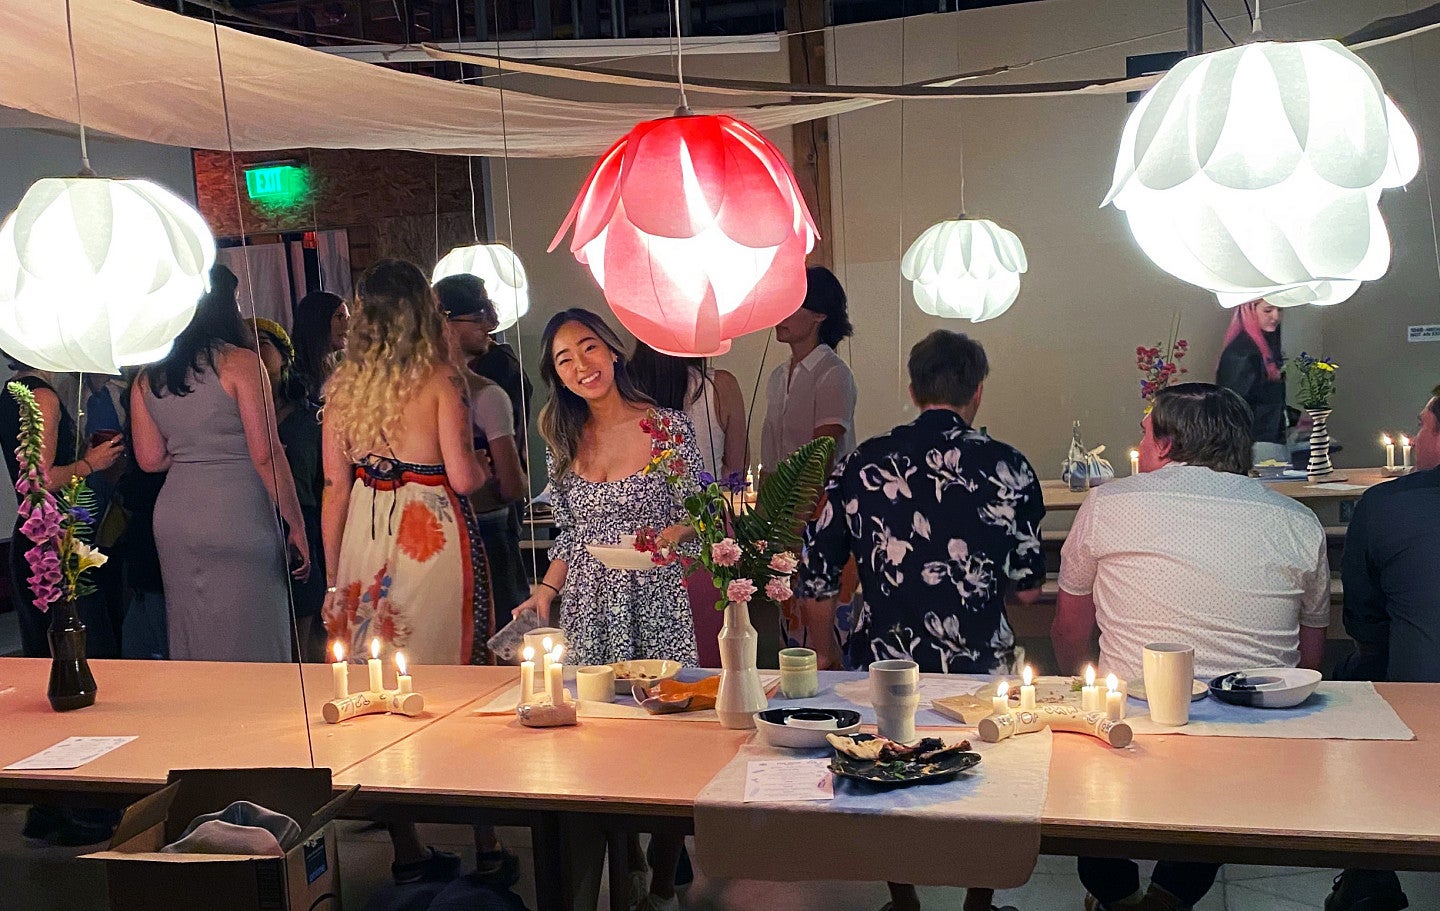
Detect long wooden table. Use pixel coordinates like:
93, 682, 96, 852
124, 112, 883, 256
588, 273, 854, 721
4, 660, 1439, 906
1039, 466, 1396, 511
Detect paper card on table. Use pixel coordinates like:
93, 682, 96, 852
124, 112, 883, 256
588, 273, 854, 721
916, 678, 989, 705
742, 759, 834, 803
1306, 483, 1367, 491
5, 736, 138, 770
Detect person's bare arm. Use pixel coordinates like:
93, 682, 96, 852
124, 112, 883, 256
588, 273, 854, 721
487, 434, 528, 504
714, 369, 749, 477
437, 369, 490, 496
127, 378, 172, 474
1052, 589, 1098, 675
320, 416, 352, 586
30, 386, 124, 485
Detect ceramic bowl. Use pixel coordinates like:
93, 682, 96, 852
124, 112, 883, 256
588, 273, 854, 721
609, 659, 683, 694
755, 708, 861, 749
1208, 667, 1322, 708
584, 536, 658, 572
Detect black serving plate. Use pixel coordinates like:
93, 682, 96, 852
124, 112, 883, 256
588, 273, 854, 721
756, 708, 862, 728
828, 734, 981, 788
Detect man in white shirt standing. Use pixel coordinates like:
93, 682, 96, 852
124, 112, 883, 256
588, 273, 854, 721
1054, 382, 1330, 911
761, 265, 858, 469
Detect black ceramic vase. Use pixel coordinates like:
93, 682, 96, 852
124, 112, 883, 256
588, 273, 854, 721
47, 600, 97, 711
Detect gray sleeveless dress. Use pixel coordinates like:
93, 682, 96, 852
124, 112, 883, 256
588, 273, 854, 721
143, 361, 292, 662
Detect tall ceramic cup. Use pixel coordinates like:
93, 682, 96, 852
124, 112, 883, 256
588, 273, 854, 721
1142, 643, 1195, 726
869, 659, 920, 743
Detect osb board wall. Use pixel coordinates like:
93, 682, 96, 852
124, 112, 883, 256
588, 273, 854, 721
193, 147, 486, 273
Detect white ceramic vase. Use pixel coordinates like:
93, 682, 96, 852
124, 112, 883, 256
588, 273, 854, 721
716, 601, 767, 729
1306, 408, 1334, 478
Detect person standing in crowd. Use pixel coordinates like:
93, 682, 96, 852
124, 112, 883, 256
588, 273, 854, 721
0, 360, 125, 657
1054, 383, 1329, 911
291, 290, 349, 401
795, 330, 1042, 911
249, 318, 327, 662
1325, 385, 1440, 911
438, 274, 535, 466
435, 275, 530, 639
322, 259, 493, 887
130, 265, 310, 663
516, 308, 700, 911
1216, 299, 1288, 464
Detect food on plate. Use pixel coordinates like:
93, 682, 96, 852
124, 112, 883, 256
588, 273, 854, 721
826, 733, 971, 762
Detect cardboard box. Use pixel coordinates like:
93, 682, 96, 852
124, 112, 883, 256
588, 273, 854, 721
85, 768, 358, 911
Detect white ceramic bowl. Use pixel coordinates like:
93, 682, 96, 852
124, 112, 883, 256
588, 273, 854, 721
585, 535, 658, 572
1209, 667, 1323, 709
609, 659, 683, 694
755, 708, 862, 749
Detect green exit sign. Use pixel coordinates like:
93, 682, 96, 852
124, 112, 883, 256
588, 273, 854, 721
244, 164, 308, 205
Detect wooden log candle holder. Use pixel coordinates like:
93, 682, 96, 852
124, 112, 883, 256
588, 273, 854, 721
517, 700, 578, 727
322, 689, 425, 724
979, 704, 1132, 748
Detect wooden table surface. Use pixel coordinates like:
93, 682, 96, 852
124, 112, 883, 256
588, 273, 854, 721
1039, 466, 1396, 512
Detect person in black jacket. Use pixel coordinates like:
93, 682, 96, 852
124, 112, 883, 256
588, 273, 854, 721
1216, 300, 1287, 460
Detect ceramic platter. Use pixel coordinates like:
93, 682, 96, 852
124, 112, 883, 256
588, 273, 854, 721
827, 734, 981, 788
1209, 668, 1322, 708
584, 535, 657, 572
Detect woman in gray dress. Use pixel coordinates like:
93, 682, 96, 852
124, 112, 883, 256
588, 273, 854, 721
130, 265, 310, 662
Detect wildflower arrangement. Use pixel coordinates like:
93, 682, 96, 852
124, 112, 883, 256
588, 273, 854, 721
635, 410, 834, 610
8, 382, 105, 611
1136, 316, 1189, 402
1292, 353, 1339, 410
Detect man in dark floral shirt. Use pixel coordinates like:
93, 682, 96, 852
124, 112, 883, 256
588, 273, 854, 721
798, 330, 1046, 675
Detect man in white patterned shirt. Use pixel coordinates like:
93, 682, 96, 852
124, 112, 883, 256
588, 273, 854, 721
1054, 383, 1329, 911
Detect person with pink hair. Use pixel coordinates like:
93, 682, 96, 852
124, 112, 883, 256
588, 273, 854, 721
1216, 300, 1288, 459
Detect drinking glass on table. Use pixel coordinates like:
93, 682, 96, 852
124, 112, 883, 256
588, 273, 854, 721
1143, 642, 1195, 726
869, 659, 920, 743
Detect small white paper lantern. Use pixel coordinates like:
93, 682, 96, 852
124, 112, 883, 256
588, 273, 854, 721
0, 176, 216, 374
1105, 40, 1419, 302
431, 243, 530, 332
901, 218, 1027, 322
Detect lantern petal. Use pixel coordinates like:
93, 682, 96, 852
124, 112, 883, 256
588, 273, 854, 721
903, 218, 1026, 322
620, 116, 728, 239
552, 136, 627, 253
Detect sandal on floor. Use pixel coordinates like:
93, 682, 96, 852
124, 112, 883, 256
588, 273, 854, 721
473, 847, 521, 888
392, 846, 462, 885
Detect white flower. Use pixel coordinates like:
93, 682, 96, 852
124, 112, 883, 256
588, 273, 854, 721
73, 541, 108, 572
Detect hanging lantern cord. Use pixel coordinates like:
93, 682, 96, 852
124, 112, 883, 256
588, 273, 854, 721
672, 0, 690, 115
1252, 0, 1262, 35
63, 0, 93, 176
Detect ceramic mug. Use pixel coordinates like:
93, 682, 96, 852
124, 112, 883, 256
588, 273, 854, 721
524, 628, 566, 661
1143, 642, 1195, 726
869, 659, 920, 743
778, 647, 820, 699
575, 665, 616, 703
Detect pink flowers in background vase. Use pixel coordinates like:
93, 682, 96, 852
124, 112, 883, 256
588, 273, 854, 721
711, 538, 742, 568
726, 578, 758, 604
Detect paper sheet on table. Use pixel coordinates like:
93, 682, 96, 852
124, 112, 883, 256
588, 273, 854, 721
743, 759, 834, 802
472, 675, 779, 722
6, 736, 137, 770
694, 730, 1050, 889
1305, 482, 1368, 491
1126, 682, 1413, 740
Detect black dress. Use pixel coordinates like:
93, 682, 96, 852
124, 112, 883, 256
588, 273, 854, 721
0, 374, 79, 658
1216, 333, 1286, 445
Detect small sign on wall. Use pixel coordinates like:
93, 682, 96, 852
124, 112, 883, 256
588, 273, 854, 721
1408, 324, 1440, 342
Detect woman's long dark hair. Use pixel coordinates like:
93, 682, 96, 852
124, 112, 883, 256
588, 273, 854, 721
628, 341, 705, 412
147, 264, 250, 397
292, 290, 345, 399
539, 308, 653, 480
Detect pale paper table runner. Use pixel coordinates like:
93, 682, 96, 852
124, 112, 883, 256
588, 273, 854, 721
1126, 682, 1414, 740
693, 730, 1051, 889
472, 674, 779, 722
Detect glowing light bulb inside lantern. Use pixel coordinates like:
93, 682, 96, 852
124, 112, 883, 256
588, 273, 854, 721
368, 638, 383, 692
1020, 665, 1036, 711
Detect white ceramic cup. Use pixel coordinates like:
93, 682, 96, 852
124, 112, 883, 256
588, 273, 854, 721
778, 647, 820, 699
1142, 642, 1195, 726
869, 659, 920, 743
575, 665, 616, 703
524, 628, 567, 661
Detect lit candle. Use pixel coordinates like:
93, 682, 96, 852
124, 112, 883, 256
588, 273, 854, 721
1106, 673, 1125, 721
1129, 449, 1140, 476
541, 637, 556, 696
1019, 665, 1036, 711
992, 681, 1011, 717
1080, 665, 1100, 713
368, 638, 383, 693
395, 651, 412, 695
1383, 434, 1396, 470
331, 642, 349, 699
548, 645, 566, 705
520, 646, 536, 704
1401, 434, 1412, 469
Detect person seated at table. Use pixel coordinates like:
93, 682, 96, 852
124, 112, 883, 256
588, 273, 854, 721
796, 330, 1044, 911
1325, 384, 1440, 911
1053, 382, 1330, 911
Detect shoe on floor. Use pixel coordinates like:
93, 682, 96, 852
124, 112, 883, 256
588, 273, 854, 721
627, 867, 650, 910
473, 847, 521, 888
634, 894, 679, 911
392, 846, 462, 885
1325, 871, 1410, 911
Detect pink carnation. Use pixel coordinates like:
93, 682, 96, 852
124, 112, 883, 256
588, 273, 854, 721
725, 578, 757, 604
765, 576, 793, 602
710, 538, 742, 567
768, 551, 799, 574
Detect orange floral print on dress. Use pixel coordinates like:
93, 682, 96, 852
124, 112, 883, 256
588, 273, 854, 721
397, 500, 447, 563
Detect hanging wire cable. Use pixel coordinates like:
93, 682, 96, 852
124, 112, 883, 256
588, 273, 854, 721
1253, 0, 1263, 34
1404, 0, 1440, 292
1202, 1, 1237, 46
671, 0, 690, 110
895, 13, 907, 393
62, 0, 92, 175
209, 8, 316, 768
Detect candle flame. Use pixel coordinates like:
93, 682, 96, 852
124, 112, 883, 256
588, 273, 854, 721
1022, 665, 1033, 686
1106, 673, 1119, 693
1129, 449, 1139, 458
371, 637, 380, 660
997, 681, 1009, 697
332, 641, 345, 663
552, 644, 565, 664
395, 652, 407, 676
1085, 665, 1095, 687
1382, 434, 1393, 446
522, 646, 534, 662
542, 636, 554, 653
1401, 434, 1411, 446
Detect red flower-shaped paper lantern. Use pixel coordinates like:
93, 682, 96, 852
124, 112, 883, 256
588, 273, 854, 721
550, 113, 818, 357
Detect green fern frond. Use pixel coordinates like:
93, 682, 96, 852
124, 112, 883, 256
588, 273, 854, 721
733, 436, 835, 550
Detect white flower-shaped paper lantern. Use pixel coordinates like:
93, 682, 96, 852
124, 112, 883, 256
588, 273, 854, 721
1105, 40, 1419, 302
901, 218, 1027, 321
0, 177, 216, 374
431, 242, 530, 331
1216, 279, 1359, 309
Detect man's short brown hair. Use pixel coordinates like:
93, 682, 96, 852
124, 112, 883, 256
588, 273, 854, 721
1150, 383, 1254, 475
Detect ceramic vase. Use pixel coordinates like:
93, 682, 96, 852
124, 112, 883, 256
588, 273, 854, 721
715, 601, 767, 729
1306, 408, 1334, 479
48, 600, 97, 712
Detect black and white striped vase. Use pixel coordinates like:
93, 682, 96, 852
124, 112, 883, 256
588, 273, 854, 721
1306, 409, 1334, 478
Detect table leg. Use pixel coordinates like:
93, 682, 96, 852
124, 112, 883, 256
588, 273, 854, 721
531, 814, 571, 911
607, 828, 631, 911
